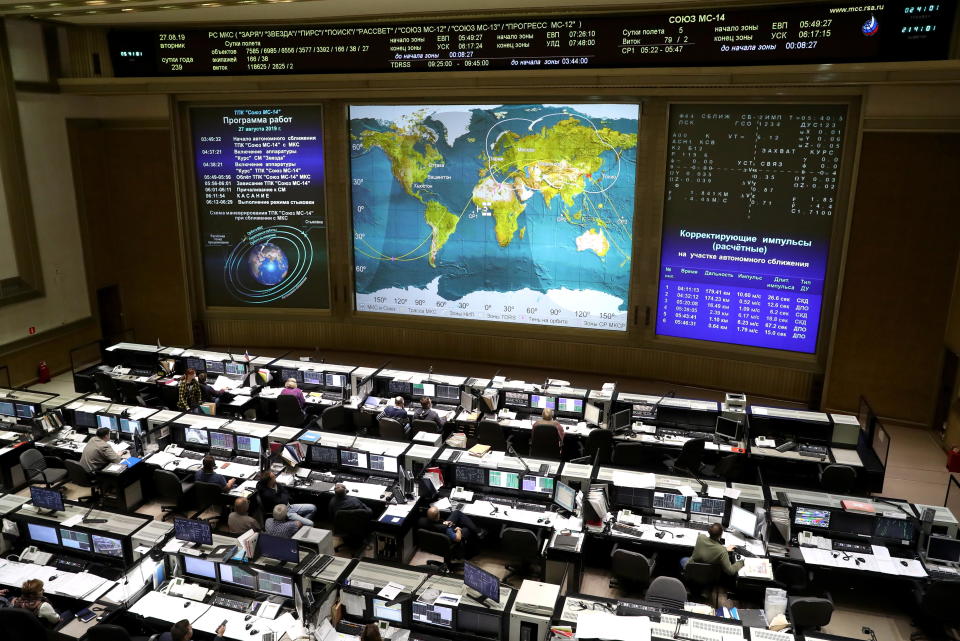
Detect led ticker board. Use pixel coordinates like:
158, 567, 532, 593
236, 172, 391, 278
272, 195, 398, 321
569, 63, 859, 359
109, 2, 953, 77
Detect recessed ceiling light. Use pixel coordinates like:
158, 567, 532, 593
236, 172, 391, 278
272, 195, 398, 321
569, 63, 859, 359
85, 0, 108, 5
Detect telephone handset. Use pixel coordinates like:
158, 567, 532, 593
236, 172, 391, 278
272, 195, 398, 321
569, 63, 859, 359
20, 546, 53, 565
798, 531, 831, 550
165, 444, 184, 456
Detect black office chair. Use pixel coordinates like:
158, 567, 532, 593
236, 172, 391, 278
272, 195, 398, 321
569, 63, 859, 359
773, 561, 811, 594
645, 576, 687, 610
93, 371, 123, 402
529, 423, 562, 460
683, 561, 723, 607
276, 394, 310, 428
192, 481, 227, 526
585, 429, 614, 465
64, 459, 100, 504
334, 508, 373, 556
609, 546, 656, 593
320, 404, 349, 432
152, 469, 195, 521
664, 438, 706, 475
788, 597, 834, 632
702, 453, 746, 482
612, 442, 656, 470
159, 384, 180, 411
412, 418, 442, 435
20, 449, 67, 488
378, 417, 410, 441
87, 623, 133, 641
819, 464, 856, 494
0, 607, 55, 639
476, 420, 509, 451
501, 527, 542, 585
417, 528, 463, 574
115, 379, 146, 406
912, 581, 960, 636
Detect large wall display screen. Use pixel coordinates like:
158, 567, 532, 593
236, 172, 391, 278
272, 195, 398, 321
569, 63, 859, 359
191, 105, 329, 308
350, 104, 639, 330
655, 104, 846, 353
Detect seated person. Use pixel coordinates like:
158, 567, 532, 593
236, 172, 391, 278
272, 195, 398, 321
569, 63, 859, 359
197, 372, 222, 403
280, 378, 307, 410
265, 504, 302, 538
688, 523, 744, 576
228, 497, 260, 535
377, 396, 410, 427
419, 506, 485, 551
328, 483, 372, 521
532, 408, 564, 453
80, 426, 121, 473
412, 396, 446, 428
12, 579, 60, 627
361, 624, 383, 641
157, 619, 225, 641
256, 470, 316, 526
194, 455, 236, 490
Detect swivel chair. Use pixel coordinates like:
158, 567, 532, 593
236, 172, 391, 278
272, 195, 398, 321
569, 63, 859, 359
819, 464, 856, 494
152, 469, 195, 521
378, 417, 410, 441
276, 394, 312, 428
609, 546, 655, 594
476, 420, 509, 451
501, 528, 542, 584
412, 418, 442, 435
664, 438, 706, 475
585, 429, 614, 465
20, 449, 67, 488
645, 577, 687, 610
64, 459, 100, 504
529, 423, 562, 460
320, 404, 349, 432
334, 508, 372, 556
788, 597, 834, 632
0, 607, 55, 640
87, 624, 133, 641
683, 561, 723, 607
417, 528, 463, 574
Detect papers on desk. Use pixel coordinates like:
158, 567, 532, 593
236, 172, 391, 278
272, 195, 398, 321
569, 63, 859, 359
131, 590, 210, 622
213, 375, 241, 390
799, 547, 927, 577
678, 485, 697, 498
340, 590, 366, 616
739, 558, 774, 580
377, 581, 404, 600
612, 470, 655, 489
61, 514, 83, 528
432, 497, 453, 511
575, 611, 651, 641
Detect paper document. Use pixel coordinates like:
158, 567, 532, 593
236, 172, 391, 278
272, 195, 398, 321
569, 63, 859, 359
340, 590, 366, 616
707, 486, 725, 498
377, 581, 405, 600
723, 488, 742, 499
435, 592, 461, 607
575, 611, 651, 641
432, 497, 452, 511
612, 471, 655, 489
678, 485, 696, 497
60, 514, 83, 528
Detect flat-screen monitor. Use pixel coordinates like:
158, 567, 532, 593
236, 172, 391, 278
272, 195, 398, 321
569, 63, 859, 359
613, 486, 651, 510
611, 408, 632, 430
340, 449, 368, 469
926, 535, 960, 564
794, 506, 831, 529
715, 416, 741, 441
873, 516, 914, 542
729, 505, 758, 537
183, 556, 217, 580
97, 414, 118, 431
652, 491, 687, 512
174, 518, 213, 545
584, 403, 600, 426
281, 369, 303, 383
521, 475, 554, 495
257, 533, 299, 563
310, 445, 339, 465
257, 570, 294, 597
436, 385, 459, 400
303, 371, 322, 385
553, 480, 576, 513
464, 562, 500, 603
30, 486, 64, 512
205, 360, 225, 375
412, 601, 453, 628
74, 410, 97, 428
236, 435, 261, 455
690, 496, 726, 517
92, 534, 123, 557
326, 373, 347, 389
209, 431, 235, 450
184, 427, 209, 445
0, 401, 14, 416
504, 391, 529, 408
455, 465, 487, 486
219, 563, 258, 589
388, 380, 411, 396
185, 357, 205, 371
557, 397, 583, 415
27, 522, 59, 545
487, 470, 519, 490
15, 403, 35, 419
60, 528, 91, 551
225, 362, 246, 376
412, 383, 436, 398
372, 598, 403, 623
457, 609, 501, 637
119, 418, 141, 434
529, 394, 556, 411
369, 454, 398, 474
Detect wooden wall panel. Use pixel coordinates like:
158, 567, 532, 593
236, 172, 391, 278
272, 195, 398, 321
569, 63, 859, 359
0, 318, 99, 386
824, 132, 960, 424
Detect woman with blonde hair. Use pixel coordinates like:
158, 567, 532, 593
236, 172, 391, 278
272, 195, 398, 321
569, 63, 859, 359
12, 578, 59, 626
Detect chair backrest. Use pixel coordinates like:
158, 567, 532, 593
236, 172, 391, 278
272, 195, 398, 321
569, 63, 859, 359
159, 385, 180, 410
334, 508, 371, 537
820, 464, 856, 494
918, 582, 960, 621
64, 459, 93, 486
530, 423, 561, 459
320, 404, 347, 431
646, 576, 687, 610
612, 442, 650, 469
611, 548, 652, 586
683, 560, 722, 588
0, 607, 52, 637
276, 394, 306, 427
501, 527, 540, 559
19, 449, 46, 480
476, 421, 508, 450
417, 529, 454, 559
789, 597, 833, 630
586, 429, 614, 465
153, 469, 185, 500
675, 438, 706, 472
412, 419, 441, 434
87, 623, 132, 641
714, 454, 745, 481
94, 372, 122, 402
379, 417, 409, 441
194, 481, 225, 510
773, 561, 808, 593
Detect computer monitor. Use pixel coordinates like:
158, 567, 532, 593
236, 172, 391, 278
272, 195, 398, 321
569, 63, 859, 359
460, 390, 476, 412
611, 408, 632, 430
553, 480, 577, 513
455, 465, 487, 486
557, 397, 583, 415
183, 556, 217, 580
633, 402, 658, 420
457, 609, 501, 636
340, 449, 368, 469
388, 380, 411, 396
690, 496, 726, 517
793, 506, 831, 529
729, 505, 758, 537
27, 522, 59, 545
225, 362, 246, 376
209, 431, 235, 450
281, 369, 303, 383
326, 373, 347, 389
0, 401, 14, 416
257, 533, 299, 563
15, 403, 35, 419
310, 445, 339, 465
205, 360, 225, 375
219, 563, 258, 589
529, 394, 556, 411
584, 402, 600, 426
92, 534, 123, 557
436, 385, 459, 400
926, 535, 960, 564
873, 516, 915, 542
303, 371, 322, 385
183, 427, 209, 446
412, 383, 436, 398
504, 391, 529, 408
369, 454, 399, 474
257, 570, 294, 597
74, 410, 97, 428
236, 435, 261, 455
463, 562, 500, 603
30, 486, 64, 512
60, 528, 91, 551
97, 414, 118, 431
521, 475, 554, 495
412, 601, 453, 628
120, 418, 141, 435
652, 491, 687, 512
487, 470, 519, 490
372, 598, 403, 623
613, 486, 652, 510
174, 518, 213, 545
185, 357, 205, 371
715, 416, 741, 441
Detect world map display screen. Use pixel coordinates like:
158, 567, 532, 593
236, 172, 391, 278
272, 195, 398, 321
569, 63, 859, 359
191, 105, 329, 308
350, 104, 639, 330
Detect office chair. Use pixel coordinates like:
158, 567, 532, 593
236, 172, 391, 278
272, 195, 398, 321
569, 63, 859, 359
682, 561, 723, 607
529, 423, 562, 460
276, 394, 312, 428
152, 469, 195, 521
645, 576, 687, 610
911, 581, 960, 636
417, 528, 463, 574
609, 545, 655, 593
115, 379, 146, 406
320, 404, 349, 432
378, 417, 410, 441
93, 371, 123, 402
788, 597, 834, 632
501, 528, 542, 584
191, 481, 227, 526
773, 561, 811, 594
159, 384, 180, 411
819, 464, 856, 494
585, 429, 614, 465
87, 624, 133, 641
0, 607, 55, 640
612, 442, 656, 470
412, 418, 442, 435
664, 438, 706, 475
64, 459, 100, 504
20, 449, 67, 488
476, 420, 509, 451
333, 508, 373, 556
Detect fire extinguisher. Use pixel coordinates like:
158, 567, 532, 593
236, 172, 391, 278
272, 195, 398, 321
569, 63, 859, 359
37, 360, 51, 384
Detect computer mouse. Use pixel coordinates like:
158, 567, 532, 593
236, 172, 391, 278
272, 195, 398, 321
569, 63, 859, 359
184, 602, 191, 608
48, 575, 57, 581
250, 630, 258, 636
244, 614, 252, 621
544, 521, 552, 527
655, 531, 665, 539
900, 560, 908, 567
245, 624, 252, 630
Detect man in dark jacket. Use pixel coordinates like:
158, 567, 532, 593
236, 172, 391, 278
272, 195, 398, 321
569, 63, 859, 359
157, 619, 225, 641
327, 483, 372, 520
256, 470, 316, 526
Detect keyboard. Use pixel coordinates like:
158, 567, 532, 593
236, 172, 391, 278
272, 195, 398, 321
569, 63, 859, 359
337, 622, 365, 636
556, 417, 578, 426
54, 556, 87, 573
210, 449, 232, 461
322, 393, 343, 402
180, 450, 204, 460
310, 471, 336, 482
364, 476, 394, 487
435, 404, 457, 412
658, 429, 711, 440
486, 495, 514, 507
833, 540, 871, 554
612, 522, 646, 538
516, 501, 548, 513
617, 601, 661, 619
732, 545, 756, 558
646, 517, 688, 529
213, 594, 253, 612
337, 473, 365, 483
683, 520, 711, 532
312, 555, 334, 574
233, 456, 259, 467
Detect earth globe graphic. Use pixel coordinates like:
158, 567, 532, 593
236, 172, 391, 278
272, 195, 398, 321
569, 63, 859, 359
246, 242, 289, 286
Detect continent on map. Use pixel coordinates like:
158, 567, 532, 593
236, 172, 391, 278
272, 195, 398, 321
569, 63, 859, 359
575, 228, 610, 257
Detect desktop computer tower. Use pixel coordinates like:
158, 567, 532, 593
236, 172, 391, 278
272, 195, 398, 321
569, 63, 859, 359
509, 580, 560, 641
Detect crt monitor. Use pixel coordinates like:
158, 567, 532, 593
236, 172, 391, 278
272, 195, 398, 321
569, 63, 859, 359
310, 445, 339, 465
529, 394, 556, 411
30, 486, 64, 512
183, 556, 217, 580
487, 470, 519, 490
715, 416, 741, 441
183, 427, 209, 446
652, 491, 687, 512
340, 449, 368, 469
926, 535, 960, 564
464, 562, 500, 603
729, 505, 759, 537
0, 401, 14, 416
257, 533, 299, 563
92, 534, 123, 558
553, 480, 577, 513
455, 465, 487, 486
794, 506, 831, 529
97, 414, 118, 431
690, 496, 726, 517
236, 435, 262, 455
219, 563, 257, 589
412, 383, 436, 398
369, 454, 399, 474
521, 475, 554, 495
60, 528, 91, 551
27, 522, 59, 545
557, 397, 583, 415
372, 598, 403, 623
257, 571, 294, 597
15, 403, 35, 419
504, 391, 529, 408
174, 518, 213, 545
412, 601, 453, 629
205, 360, 225, 375
209, 431, 235, 450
